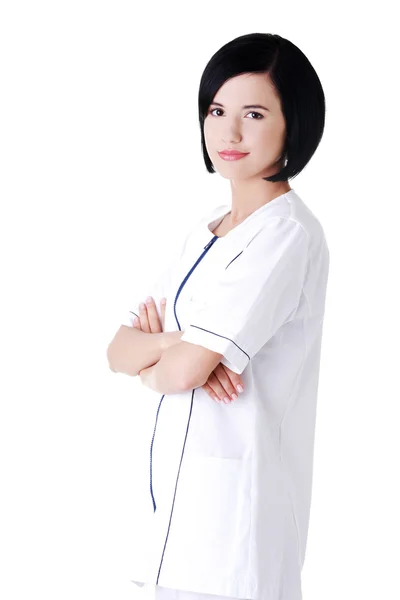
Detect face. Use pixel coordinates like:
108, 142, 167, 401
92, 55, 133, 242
204, 72, 287, 181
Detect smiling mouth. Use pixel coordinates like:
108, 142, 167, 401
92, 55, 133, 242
218, 150, 249, 155
218, 151, 249, 161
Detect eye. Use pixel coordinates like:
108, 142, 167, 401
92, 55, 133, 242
247, 111, 263, 120
208, 108, 264, 120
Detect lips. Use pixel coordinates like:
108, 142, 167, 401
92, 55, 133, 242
218, 150, 248, 156
218, 150, 249, 161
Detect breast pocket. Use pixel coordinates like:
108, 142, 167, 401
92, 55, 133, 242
178, 296, 207, 333
175, 244, 247, 329
224, 249, 244, 270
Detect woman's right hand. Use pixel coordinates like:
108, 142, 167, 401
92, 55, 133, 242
201, 362, 245, 404
133, 296, 244, 403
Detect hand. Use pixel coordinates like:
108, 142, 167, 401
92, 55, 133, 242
201, 363, 244, 404
133, 296, 166, 333
134, 296, 165, 378
133, 296, 245, 403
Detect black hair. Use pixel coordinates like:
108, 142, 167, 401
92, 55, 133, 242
198, 33, 326, 182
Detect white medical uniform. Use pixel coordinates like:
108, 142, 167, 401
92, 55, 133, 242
122, 189, 330, 600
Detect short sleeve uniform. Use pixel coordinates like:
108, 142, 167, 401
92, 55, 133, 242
126, 189, 330, 600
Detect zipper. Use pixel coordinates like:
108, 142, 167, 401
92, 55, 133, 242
149, 234, 219, 513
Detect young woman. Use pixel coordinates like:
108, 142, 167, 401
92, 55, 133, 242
108, 32, 329, 600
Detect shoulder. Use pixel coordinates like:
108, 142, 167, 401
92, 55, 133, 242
262, 190, 329, 255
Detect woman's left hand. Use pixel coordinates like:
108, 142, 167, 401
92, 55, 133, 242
133, 296, 167, 333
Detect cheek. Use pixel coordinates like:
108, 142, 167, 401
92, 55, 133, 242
253, 126, 284, 154
204, 119, 216, 140
204, 121, 220, 154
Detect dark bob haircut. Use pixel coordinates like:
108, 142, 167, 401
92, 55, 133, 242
198, 33, 326, 182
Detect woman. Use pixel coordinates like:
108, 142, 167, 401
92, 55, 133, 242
107, 32, 329, 600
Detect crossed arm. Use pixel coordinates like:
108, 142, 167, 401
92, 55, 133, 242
106, 326, 224, 395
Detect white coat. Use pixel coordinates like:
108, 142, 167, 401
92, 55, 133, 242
121, 188, 330, 600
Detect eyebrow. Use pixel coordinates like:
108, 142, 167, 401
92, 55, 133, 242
209, 102, 270, 112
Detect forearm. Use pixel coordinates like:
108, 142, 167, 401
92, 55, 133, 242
139, 341, 190, 395
107, 326, 184, 377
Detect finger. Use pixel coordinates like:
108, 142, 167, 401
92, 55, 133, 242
206, 371, 233, 404
139, 302, 151, 333
133, 316, 141, 329
210, 365, 238, 401
144, 296, 163, 333
216, 363, 244, 396
201, 381, 221, 403
160, 297, 166, 332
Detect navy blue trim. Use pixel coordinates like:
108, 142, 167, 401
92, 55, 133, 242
204, 236, 218, 250
150, 235, 219, 511
156, 388, 195, 584
150, 233, 251, 583
173, 235, 219, 331
152, 234, 221, 582
188, 324, 250, 361
150, 394, 165, 512
225, 250, 243, 270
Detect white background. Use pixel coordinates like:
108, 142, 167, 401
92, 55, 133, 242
1, 1, 399, 599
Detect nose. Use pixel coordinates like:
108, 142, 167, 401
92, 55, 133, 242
221, 120, 242, 145
222, 132, 242, 145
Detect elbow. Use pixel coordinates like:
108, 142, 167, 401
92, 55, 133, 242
181, 369, 207, 391
160, 363, 197, 394
106, 345, 118, 374
106, 344, 114, 368
107, 343, 132, 376
157, 343, 208, 393
181, 358, 222, 391
106, 329, 138, 377
179, 358, 212, 391
164, 368, 191, 394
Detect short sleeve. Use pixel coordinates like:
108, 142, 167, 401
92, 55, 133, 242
180, 217, 309, 374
